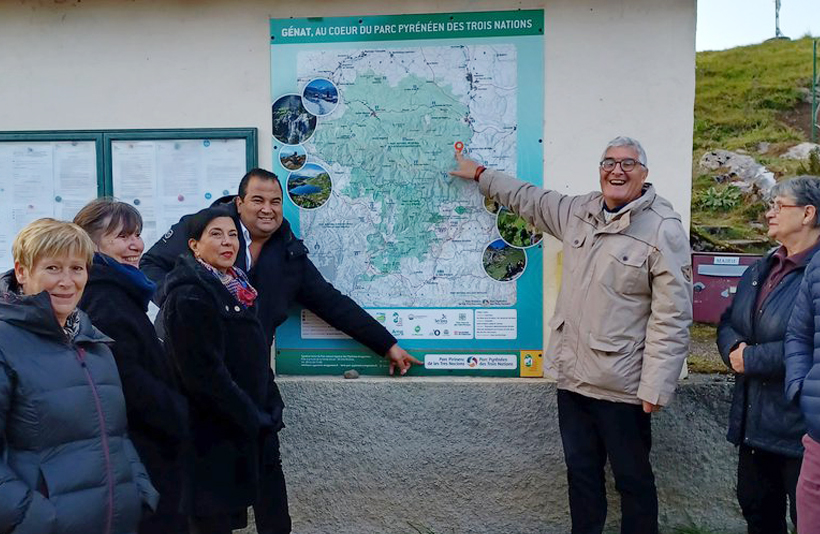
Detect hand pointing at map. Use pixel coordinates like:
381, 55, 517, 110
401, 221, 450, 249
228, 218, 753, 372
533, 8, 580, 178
386, 343, 422, 376
449, 149, 483, 181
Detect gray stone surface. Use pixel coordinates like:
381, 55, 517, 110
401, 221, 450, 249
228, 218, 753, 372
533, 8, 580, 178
234, 375, 746, 534
782, 142, 820, 160
699, 149, 775, 193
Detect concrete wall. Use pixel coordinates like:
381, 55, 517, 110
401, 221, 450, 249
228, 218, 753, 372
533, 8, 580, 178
267, 376, 744, 534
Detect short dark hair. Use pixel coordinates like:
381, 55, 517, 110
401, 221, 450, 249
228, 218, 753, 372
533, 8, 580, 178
186, 206, 236, 241
73, 198, 143, 245
238, 168, 280, 199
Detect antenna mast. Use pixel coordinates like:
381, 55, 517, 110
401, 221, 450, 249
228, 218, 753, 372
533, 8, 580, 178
775, 0, 784, 38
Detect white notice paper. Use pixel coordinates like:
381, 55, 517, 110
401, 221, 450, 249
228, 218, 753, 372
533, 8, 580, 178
0, 141, 98, 272
475, 309, 518, 339
112, 138, 247, 251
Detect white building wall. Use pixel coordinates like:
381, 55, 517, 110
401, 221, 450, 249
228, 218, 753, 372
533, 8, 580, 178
0, 0, 696, 357
0, 3, 710, 532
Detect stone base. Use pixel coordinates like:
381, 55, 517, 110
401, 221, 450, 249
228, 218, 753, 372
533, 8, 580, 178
240, 375, 744, 534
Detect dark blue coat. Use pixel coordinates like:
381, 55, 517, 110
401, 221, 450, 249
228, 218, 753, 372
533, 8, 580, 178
140, 197, 396, 354
717, 250, 809, 457
0, 272, 158, 534
785, 252, 820, 441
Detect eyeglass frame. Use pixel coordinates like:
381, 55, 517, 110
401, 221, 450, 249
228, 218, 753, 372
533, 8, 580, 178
599, 158, 646, 172
767, 201, 806, 214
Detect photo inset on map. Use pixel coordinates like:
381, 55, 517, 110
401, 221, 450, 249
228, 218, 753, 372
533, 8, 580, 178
497, 207, 543, 248
483, 238, 527, 282
279, 145, 306, 171
287, 162, 332, 210
302, 78, 339, 116
272, 94, 317, 145
484, 196, 501, 215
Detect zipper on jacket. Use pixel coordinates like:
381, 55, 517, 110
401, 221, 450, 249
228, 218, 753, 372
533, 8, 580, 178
76, 347, 114, 534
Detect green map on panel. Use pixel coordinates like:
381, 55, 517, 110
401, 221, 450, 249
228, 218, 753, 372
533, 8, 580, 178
298, 46, 519, 308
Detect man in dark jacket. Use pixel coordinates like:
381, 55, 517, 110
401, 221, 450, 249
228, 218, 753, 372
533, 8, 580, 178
140, 168, 420, 534
141, 168, 418, 373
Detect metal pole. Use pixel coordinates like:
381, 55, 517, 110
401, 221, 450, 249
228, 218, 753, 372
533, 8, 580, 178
776, 0, 783, 38
813, 39, 817, 144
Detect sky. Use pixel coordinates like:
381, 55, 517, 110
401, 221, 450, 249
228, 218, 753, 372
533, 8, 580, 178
697, 0, 819, 51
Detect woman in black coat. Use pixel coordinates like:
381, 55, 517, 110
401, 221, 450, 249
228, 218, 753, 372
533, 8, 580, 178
75, 199, 189, 534
157, 206, 283, 534
717, 176, 820, 534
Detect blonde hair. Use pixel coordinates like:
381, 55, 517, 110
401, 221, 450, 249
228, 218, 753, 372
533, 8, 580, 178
12, 218, 95, 271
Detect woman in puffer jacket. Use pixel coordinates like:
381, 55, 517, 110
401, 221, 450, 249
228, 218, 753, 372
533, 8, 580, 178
785, 174, 820, 533
718, 176, 820, 534
0, 218, 158, 534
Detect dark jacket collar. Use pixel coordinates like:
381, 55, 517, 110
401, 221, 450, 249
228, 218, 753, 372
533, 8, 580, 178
756, 239, 820, 278
159, 253, 238, 313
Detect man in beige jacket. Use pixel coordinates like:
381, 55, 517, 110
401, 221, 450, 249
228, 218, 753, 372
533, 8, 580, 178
450, 136, 692, 534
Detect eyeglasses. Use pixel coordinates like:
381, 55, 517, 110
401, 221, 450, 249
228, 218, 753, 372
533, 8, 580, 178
767, 201, 805, 213
600, 158, 644, 172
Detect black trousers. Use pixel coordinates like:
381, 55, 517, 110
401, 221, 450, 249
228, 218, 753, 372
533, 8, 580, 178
557, 389, 658, 534
189, 514, 232, 534
196, 433, 292, 534
737, 445, 801, 534
227, 432, 292, 534
252, 431, 292, 534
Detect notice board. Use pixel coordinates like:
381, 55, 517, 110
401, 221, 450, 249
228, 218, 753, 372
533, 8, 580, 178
0, 128, 257, 272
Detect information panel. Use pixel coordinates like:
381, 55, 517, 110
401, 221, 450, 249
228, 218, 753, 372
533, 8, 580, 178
271, 10, 545, 376
0, 140, 99, 272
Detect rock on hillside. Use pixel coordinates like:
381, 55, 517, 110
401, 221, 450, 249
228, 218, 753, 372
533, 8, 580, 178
783, 142, 820, 160
699, 149, 775, 193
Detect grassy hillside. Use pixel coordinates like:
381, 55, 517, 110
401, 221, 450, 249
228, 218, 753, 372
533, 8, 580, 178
692, 37, 817, 252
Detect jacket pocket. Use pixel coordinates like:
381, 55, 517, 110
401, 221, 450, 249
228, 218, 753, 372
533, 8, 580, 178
36, 467, 49, 498
566, 234, 586, 273
582, 332, 642, 395
603, 244, 650, 295
588, 333, 632, 353
548, 313, 564, 332
547, 313, 567, 373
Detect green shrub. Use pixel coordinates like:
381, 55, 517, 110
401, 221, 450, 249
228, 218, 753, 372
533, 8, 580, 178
696, 186, 743, 211
796, 148, 820, 175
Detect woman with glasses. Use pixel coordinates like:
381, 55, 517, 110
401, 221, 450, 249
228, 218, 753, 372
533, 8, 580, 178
75, 199, 189, 534
718, 176, 820, 533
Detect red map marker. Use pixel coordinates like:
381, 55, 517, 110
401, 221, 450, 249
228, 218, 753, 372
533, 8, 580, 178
454, 141, 464, 152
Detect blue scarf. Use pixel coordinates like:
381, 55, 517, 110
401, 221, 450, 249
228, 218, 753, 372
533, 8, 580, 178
94, 253, 157, 311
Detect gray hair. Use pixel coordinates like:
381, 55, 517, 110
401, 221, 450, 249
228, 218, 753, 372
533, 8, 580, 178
601, 136, 648, 167
770, 175, 820, 227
